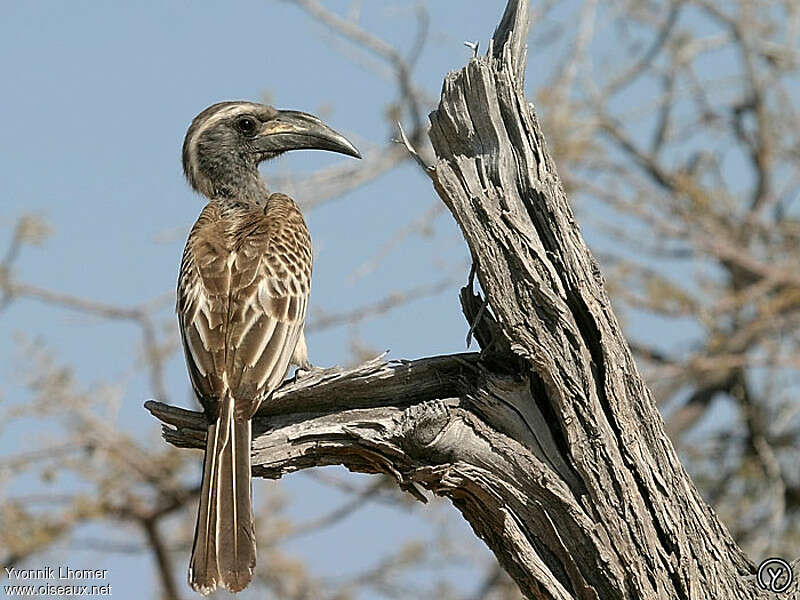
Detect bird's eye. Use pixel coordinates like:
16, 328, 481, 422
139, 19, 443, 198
236, 116, 257, 135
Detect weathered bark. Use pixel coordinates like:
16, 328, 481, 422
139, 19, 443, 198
147, 1, 800, 598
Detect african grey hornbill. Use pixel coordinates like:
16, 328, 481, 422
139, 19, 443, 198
178, 101, 360, 594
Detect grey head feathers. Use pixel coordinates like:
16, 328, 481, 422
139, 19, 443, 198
182, 102, 278, 200
182, 101, 361, 201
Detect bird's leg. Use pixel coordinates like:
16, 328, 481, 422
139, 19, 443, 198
291, 331, 316, 380
294, 360, 315, 381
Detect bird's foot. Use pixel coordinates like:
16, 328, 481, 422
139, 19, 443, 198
293, 361, 315, 382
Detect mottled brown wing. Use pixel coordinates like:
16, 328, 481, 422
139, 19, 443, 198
177, 202, 231, 415
177, 196, 312, 420
225, 196, 312, 417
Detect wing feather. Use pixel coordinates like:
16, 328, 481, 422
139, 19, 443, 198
178, 195, 312, 419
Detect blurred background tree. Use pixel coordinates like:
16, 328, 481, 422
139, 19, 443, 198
1, 1, 798, 598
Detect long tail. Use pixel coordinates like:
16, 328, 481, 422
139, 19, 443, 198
189, 393, 256, 594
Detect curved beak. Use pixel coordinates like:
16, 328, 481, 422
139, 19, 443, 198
255, 110, 361, 159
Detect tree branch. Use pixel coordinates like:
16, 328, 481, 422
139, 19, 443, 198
148, 1, 800, 597
147, 351, 584, 596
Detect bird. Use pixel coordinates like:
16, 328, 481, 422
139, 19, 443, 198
177, 100, 360, 594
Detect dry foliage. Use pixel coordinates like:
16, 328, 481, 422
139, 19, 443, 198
2, 1, 798, 597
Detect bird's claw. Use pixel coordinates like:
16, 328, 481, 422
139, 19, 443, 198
293, 361, 315, 382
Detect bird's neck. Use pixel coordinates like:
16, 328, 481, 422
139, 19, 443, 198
194, 167, 268, 203
212, 173, 268, 202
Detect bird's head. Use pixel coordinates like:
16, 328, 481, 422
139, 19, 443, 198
182, 101, 361, 199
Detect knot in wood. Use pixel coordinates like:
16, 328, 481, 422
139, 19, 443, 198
395, 400, 453, 456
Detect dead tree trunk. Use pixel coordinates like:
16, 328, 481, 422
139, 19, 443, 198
147, 1, 799, 597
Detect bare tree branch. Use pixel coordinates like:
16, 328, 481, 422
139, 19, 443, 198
150, 2, 800, 596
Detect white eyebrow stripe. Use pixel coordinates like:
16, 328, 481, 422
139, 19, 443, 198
185, 104, 260, 191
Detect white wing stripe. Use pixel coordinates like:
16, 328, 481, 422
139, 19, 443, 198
246, 318, 278, 368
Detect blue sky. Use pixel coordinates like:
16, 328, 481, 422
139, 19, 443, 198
0, 0, 760, 597
0, 2, 523, 598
